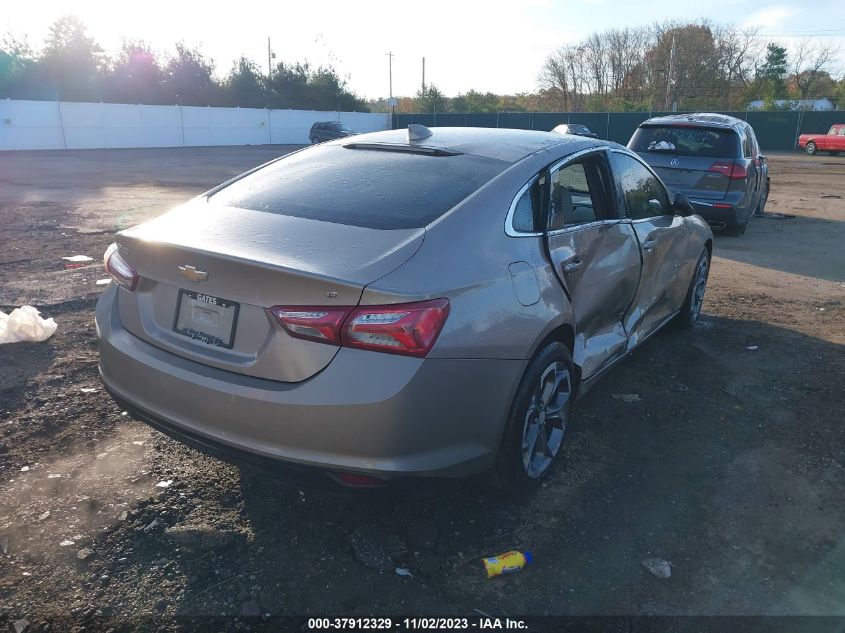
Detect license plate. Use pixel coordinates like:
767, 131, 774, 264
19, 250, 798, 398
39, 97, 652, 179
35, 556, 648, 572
173, 290, 239, 349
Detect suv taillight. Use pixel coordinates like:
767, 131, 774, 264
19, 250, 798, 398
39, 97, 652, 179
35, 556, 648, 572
269, 299, 450, 358
709, 161, 747, 180
103, 243, 139, 291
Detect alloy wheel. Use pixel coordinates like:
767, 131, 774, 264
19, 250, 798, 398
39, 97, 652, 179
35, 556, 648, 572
690, 254, 709, 321
521, 362, 571, 478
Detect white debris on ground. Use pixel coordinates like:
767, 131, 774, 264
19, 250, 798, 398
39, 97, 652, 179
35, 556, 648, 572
612, 393, 642, 403
641, 557, 672, 579
0, 306, 57, 344
61, 255, 94, 263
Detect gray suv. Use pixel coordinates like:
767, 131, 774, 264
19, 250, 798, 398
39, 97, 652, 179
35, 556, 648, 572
628, 113, 769, 235
309, 121, 356, 144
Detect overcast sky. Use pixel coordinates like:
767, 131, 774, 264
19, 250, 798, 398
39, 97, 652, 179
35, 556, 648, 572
3, 0, 843, 99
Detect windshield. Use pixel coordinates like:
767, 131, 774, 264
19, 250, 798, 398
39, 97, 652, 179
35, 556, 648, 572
211, 145, 508, 229
630, 125, 740, 158
339, 124, 354, 132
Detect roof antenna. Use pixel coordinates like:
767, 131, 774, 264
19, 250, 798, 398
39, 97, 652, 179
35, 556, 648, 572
408, 124, 432, 141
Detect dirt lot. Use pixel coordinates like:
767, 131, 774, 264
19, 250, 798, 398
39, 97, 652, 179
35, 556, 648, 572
0, 147, 843, 628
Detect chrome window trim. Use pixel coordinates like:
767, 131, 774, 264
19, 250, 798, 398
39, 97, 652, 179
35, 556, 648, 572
504, 147, 610, 238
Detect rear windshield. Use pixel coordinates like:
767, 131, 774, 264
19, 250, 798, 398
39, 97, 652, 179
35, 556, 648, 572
630, 125, 740, 158
211, 145, 508, 229
569, 124, 590, 134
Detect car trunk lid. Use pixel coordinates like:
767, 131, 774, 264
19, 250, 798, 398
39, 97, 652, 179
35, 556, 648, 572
643, 153, 734, 200
113, 199, 424, 382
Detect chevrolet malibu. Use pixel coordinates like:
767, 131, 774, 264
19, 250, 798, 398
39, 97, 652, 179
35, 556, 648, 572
96, 126, 713, 492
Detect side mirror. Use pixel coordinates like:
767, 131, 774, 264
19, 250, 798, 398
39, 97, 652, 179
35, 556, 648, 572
672, 192, 696, 217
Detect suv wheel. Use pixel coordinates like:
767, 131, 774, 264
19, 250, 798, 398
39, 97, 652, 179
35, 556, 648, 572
494, 342, 574, 493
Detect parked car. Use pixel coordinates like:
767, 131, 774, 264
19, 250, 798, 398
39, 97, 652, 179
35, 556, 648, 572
628, 113, 769, 235
798, 124, 845, 155
309, 121, 356, 144
552, 123, 599, 139
96, 126, 712, 493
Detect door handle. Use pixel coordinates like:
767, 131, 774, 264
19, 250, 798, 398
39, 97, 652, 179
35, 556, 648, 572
562, 258, 583, 273
642, 239, 657, 251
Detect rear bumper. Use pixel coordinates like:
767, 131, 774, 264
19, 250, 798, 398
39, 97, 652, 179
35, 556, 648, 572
96, 284, 524, 480
689, 197, 750, 227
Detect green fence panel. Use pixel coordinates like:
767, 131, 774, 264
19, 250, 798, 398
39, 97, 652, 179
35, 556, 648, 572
799, 111, 844, 136
497, 113, 532, 129
744, 110, 799, 152
531, 113, 562, 131
394, 110, 841, 151
606, 112, 649, 144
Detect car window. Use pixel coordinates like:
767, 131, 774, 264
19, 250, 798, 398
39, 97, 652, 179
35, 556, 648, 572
511, 178, 543, 233
630, 125, 740, 158
749, 128, 760, 155
838, 127, 845, 136
741, 129, 752, 158
548, 154, 614, 230
608, 152, 671, 220
212, 145, 510, 230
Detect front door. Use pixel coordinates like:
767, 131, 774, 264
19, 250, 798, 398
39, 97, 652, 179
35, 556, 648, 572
607, 150, 691, 349
544, 151, 642, 379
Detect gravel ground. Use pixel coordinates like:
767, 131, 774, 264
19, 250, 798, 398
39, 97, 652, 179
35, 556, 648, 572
0, 147, 843, 630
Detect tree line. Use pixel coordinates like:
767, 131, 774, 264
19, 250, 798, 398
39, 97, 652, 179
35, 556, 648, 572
538, 20, 841, 112
371, 20, 842, 114
0, 16, 370, 112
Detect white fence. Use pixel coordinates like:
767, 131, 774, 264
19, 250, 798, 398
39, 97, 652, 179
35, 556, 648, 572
0, 99, 390, 151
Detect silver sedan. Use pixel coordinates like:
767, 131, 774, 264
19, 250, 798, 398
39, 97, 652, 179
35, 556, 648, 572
96, 126, 712, 492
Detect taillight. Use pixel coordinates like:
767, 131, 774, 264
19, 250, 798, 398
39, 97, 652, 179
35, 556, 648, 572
268, 307, 352, 345
343, 299, 450, 358
103, 243, 139, 291
268, 298, 450, 358
709, 161, 747, 180
730, 163, 747, 179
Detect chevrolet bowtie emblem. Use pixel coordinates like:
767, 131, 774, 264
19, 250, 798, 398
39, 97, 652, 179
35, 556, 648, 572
178, 265, 208, 283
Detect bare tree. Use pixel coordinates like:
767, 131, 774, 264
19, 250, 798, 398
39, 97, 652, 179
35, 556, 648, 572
789, 38, 840, 100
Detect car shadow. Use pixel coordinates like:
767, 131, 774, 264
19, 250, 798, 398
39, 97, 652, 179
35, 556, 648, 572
161, 311, 845, 618
712, 213, 845, 284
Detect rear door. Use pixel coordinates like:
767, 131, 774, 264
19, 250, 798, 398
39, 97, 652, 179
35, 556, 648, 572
607, 150, 691, 348
629, 124, 741, 201
544, 150, 642, 379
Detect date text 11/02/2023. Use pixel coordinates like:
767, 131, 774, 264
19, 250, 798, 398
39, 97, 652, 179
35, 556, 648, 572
306, 617, 528, 630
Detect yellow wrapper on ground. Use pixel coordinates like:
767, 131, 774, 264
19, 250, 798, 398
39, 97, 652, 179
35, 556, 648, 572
482, 550, 532, 578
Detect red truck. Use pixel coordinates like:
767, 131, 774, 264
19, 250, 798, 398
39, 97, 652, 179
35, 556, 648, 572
798, 124, 845, 155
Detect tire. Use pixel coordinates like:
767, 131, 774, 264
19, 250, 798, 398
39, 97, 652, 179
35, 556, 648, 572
310, 136, 318, 144
723, 216, 747, 236
676, 249, 710, 328
805, 142, 817, 156
494, 341, 575, 493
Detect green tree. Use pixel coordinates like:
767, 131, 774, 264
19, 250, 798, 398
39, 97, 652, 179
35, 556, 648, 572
267, 62, 367, 111
41, 15, 106, 100
105, 40, 165, 104
757, 43, 788, 100
0, 35, 37, 99
162, 43, 222, 106
225, 56, 266, 108
415, 84, 446, 113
